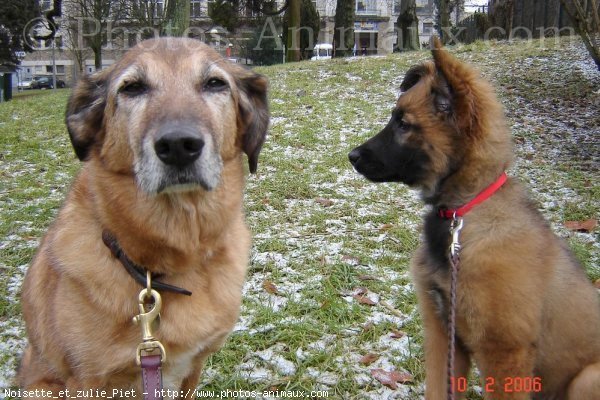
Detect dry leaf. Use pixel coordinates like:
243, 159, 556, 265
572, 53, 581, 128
262, 280, 279, 295
564, 219, 597, 233
370, 369, 413, 390
594, 279, 600, 289
379, 224, 393, 231
360, 353, 379, 365
390, 329, 407, 339
353, 294, 377, 306
352, 287, 378, 306
358, 274, 379, 281
315, 198, 334, 207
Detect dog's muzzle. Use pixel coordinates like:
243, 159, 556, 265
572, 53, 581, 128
135, 122, 223, 194
154, 127, 205, 168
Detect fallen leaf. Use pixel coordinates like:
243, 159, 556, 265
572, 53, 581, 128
353, 287, 368, 296
360, 353, 379, 365
315, 197, 334, 207
262, 280, 279, 295
379, 224, 393, 231
564, 219, 597, 233
390, 329, 407, 339
594, 279, 600, 289
370, 369, 413, 390
358, 274, 379, 281
353, 294, 377, 306
353, 288, 378, 306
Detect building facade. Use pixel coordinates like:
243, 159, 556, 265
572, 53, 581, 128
16, 0, 437, 88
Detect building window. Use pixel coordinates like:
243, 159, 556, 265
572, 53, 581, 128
356, 0, 377, 15
422, 22, 433, 35
154, 0, 164, 18
190, 0, 204, 18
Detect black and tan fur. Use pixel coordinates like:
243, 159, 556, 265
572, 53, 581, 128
19, 38, 268, 397
349, 38, 600, 399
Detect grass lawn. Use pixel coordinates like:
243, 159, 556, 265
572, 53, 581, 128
0, 36, 598, 399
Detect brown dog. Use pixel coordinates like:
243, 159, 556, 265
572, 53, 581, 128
349, 38, 600, 399
19, 38, 268, 397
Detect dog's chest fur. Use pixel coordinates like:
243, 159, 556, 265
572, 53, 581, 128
422, 211, 453, 274
419, 211, 461, 330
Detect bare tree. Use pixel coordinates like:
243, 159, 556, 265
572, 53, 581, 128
286, 0, 301, 61
333, 0, 354, 57
164, 0, 190, 36
397, 0, 419, 51
560, 0, 600, 70
63, 0, 127, 71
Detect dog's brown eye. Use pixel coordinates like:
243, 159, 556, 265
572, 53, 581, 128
204, 78, 228, 92
120, 81, 148, 97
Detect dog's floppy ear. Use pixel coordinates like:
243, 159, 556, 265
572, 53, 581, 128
235, 67, 269, 174
430, 36, 482, 137
65, 68, 111, 161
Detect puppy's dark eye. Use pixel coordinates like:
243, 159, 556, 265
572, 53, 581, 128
119, 81, 148, 97
394, 112, 411, 133
397, 120, 411, 135
204, 78, 228, 92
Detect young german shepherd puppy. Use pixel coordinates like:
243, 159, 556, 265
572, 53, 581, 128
349, 38, 600, 399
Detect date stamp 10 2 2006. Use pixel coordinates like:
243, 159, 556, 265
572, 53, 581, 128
451, 376, 543, 394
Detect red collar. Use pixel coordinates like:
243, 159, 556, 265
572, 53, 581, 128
438, 172, 508, 219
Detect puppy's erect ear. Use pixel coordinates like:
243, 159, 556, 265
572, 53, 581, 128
65, 68, 111, 161
235, 67, 269, 174
430, 36, 483, 138
400, 64, 429, 93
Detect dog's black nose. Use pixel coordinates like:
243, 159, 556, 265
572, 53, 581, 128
348, 148, 361, 165
155, 131, 204, 167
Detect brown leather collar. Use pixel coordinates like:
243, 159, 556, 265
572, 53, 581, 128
102, 230, 192, 296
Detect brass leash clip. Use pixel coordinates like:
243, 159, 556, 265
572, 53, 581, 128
133, 272, 166, 366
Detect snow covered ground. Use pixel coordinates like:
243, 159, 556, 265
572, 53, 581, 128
0, 37, 597, 399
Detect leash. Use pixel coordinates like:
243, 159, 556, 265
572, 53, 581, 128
447, 216, 463, 400
133, 272, 166, 400
437, 173, 508, 400
102, 230, 195, 399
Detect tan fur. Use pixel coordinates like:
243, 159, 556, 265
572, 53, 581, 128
411, 39, 600, 400
350, 37, 600, 399
18, 38, 269, 398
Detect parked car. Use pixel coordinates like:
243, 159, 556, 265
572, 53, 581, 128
31, 76, 66, 89
18, 79, 34, 90
310, 43, 333, 61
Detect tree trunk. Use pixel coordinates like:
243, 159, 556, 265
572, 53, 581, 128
560, 0, 600, 70
286, 0, 301, 62
439, 0, 451, 42
164, 0, 190, 36
93, 44, 102, 71
333, 0, 355, 57
397, 0, 419, 51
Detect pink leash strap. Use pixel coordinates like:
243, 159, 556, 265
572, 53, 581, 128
141, 354, 164, 400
